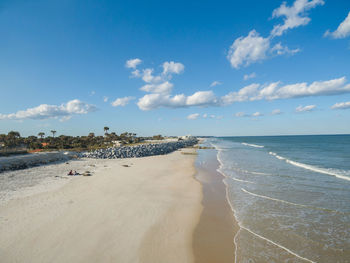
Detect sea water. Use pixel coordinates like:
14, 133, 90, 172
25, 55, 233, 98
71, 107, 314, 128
207, 135, 350, 263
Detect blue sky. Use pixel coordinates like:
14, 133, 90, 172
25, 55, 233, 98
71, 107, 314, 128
0, 0, 350, 136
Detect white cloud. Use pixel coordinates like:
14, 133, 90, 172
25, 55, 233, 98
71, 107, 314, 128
252, 112, 263, 117
187, 113, 222, 121
141, 68, 162, 83
243, 72, 257, 81
324, 12, 350, 39
271, 0, 324, 37
111, 96, 135, 107
210, 81, 222, 87
271, 42, 300, 55
296, 104, 316, 112
227, 30, 299, 69
235, 112, 246, 117
331, 101, 350, 110
162, 61, 184, 75
272, 109, 282, 115
222, 83, 261, 104
137, 91, 218, 111
186, 91, 218, 106
222, 77, 350, 103
227, 30, 271, 69
126, 58, 142, 69
60, 116, 72, 122
227, 0, 322, 69
0, 99, 96, 121
187, 113, 200, 120
140, 81, 173, 94
103, 96, 109, 102
128, 60, 221, 111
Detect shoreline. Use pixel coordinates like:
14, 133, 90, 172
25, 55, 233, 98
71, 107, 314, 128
193, 147, 239, 262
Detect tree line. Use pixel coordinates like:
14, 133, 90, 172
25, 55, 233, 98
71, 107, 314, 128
0, 127, 164, 151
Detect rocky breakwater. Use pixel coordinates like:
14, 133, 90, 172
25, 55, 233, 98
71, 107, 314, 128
0, 151, 77, 173
83, 138, 198, 159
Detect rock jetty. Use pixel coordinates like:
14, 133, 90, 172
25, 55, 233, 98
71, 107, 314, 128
83, 138, 198, 159
0, 151, 76, 173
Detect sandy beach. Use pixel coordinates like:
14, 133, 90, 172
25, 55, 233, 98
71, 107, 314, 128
0, 148, 203, 263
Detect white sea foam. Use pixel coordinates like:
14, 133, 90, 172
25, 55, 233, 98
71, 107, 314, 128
240, 225, 317, 263
242, 169, 271, 176
221, 176, 317, 263
231, 177, 255, 184
269, 152, 350, 181
214, 145, 317, 263
241, 187, 344, 214
212, 142, 320, 262
242, 142, 264, 148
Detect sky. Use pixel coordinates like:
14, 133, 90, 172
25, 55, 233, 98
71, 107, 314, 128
0, 0, 350, 137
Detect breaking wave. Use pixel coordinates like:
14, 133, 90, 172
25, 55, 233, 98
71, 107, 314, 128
269, 152, 350, 181
242, 142, 264, 148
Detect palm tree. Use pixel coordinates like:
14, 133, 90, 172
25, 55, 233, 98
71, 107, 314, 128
38, 132, 45, 139
51, 130, 56, 137
104, 126, 109, 135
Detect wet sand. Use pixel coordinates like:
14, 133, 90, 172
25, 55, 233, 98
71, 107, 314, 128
193, 148, 239, 263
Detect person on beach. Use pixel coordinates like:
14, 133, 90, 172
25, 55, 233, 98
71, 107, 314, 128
68, 170, 73, 175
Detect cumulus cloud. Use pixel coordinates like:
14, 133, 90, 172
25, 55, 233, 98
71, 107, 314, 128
324, 12, 350, 39
210, 81, 222, 87
126, 58, 142, 69
103, 96, 109, 102
296, 104, 316, 112
126, 59, 219, 110
187, 113, 200, 120
271, 42, 300, 55
0, 99, 96, 121
227, 0, 321, 69
222, 77, 350, 103
111, 96, 135, 107
186, 91, 218, 106
272, 109, 282, 115
271, 0, 324, 37
162, 61, 184, 75
331, 101, 350, 109
227, 30, 271, 68
137, 91, 219, 111
227, 30, 300, 69
140, 81, 173, 94
243, 72, 257, 81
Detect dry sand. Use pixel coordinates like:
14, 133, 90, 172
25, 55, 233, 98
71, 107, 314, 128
0, 148, 202, 263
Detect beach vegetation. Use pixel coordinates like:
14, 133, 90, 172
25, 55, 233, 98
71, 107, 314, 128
0, 129, 169, 155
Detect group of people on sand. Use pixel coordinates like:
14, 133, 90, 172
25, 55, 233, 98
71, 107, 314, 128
67, 170, 80, 176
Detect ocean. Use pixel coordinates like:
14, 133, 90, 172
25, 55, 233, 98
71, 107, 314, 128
206, 135, 350, 263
